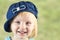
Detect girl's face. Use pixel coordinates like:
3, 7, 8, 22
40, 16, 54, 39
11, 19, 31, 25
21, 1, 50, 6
11, 12, 36, 38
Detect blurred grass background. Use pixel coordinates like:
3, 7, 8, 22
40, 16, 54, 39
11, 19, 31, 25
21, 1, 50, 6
0, 0, 60, 40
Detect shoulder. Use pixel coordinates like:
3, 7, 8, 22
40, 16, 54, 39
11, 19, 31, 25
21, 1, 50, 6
5, 36, 34, 40
29, 38, 34, 40
5, 36, 11, 40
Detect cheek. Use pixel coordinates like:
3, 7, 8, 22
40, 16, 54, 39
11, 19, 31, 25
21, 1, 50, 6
11, 24, 18, 33
28, 24, 34, 33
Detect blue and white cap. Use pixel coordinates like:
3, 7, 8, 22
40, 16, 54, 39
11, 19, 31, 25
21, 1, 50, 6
4, 1, 38, 32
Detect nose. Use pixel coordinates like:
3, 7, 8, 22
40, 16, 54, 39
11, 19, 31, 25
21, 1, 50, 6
19, 23, 27, 30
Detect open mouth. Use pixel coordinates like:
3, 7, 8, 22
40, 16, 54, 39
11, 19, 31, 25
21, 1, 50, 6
17, 31, 28, 35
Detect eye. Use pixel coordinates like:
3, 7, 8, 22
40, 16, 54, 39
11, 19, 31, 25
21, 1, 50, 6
15, 21, 20, 24
26, 22, 31, 26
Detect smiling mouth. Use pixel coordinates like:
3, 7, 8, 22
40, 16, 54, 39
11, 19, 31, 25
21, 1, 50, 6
17, 31, 28, 35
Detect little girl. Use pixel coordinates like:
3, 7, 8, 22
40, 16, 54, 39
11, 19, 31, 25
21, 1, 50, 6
4, 1, 38, 40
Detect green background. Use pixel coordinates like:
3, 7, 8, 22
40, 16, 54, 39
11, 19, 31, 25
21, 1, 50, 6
0, 0, 60, 40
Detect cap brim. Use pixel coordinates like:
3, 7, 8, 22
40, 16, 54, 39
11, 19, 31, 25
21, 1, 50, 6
4, 19, 12, 32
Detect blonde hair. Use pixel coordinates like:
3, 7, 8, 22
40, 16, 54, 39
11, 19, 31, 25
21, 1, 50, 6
28, 17, 37, 38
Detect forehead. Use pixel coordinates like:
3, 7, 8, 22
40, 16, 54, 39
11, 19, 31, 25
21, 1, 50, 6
19, 12, 35, 18
14, 12, 36, 21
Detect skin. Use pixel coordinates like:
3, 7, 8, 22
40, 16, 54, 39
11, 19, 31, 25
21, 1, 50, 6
11, 12, 36, 40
